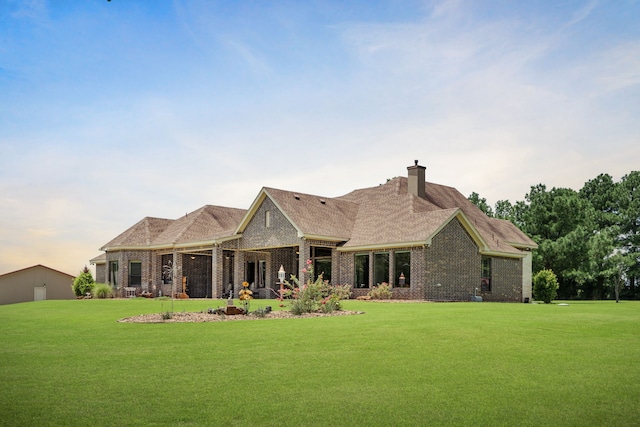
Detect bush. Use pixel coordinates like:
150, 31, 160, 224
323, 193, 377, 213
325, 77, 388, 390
331, 284, 353, 301
368, 283, 393, 300
286, 260, 349, 315
533, 269, 559, 304
92, 283, 113, 299
72, 266, 95, 297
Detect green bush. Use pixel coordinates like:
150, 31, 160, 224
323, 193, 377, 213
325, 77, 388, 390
286, 261, 350, 314
331, 284, 353, 301
92, 283, 113, 299
368, 283, 393, 300
72, 266, 95, 297
533, 269, 559, 304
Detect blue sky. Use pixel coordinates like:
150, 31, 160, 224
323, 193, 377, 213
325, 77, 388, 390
1, 0, 639, 276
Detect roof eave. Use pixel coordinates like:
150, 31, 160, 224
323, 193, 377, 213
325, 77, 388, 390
479, 249, 527, 259
507, 241, 539, 250
102, 235, 241, 252
301, 234, 348, 243
338, 241, 427, 252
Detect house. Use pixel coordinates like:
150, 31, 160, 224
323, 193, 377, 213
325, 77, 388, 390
96, 161, 537, 302
0, 265, 76, 305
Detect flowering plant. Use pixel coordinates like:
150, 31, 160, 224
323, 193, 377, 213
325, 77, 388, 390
238, 281, 253, 313
285, 259, 350, 315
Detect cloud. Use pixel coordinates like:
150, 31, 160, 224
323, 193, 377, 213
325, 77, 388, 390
1, 0, 638, 276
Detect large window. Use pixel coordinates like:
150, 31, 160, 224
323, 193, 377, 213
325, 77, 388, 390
374, 252, 390, 285
108, 261, 119, 287
129, 261, 142, 287
481, 257, 491, 292
354, 253, 369, 288
394, 251, 410, 287
312, 246, 332, 282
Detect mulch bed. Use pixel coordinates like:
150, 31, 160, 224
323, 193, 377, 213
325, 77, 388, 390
119, 310, 364, 323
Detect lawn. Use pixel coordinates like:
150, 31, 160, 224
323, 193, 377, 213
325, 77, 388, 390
0, 299, 638, 426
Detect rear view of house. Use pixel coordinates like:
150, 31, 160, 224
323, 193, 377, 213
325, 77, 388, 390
95, 161, 537, 302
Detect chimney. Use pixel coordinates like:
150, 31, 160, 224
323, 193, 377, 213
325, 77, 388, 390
407, 160, 426, 198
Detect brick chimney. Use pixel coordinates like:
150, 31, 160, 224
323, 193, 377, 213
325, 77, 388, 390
407, 160, 426, 198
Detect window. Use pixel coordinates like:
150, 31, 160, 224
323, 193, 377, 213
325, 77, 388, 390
354, 253, 369, 288
481, 257, 491, 292
394, 251, 410, 287
311, 246, 332, 282
265, 210, 271, 228
129, 261, 142, 287
247, 261, 256, 285
374, 252, 389, 285
108, 261, 119, 286
258, 260, 266, 288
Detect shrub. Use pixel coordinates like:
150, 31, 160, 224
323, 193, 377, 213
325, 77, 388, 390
533, 269, 559, 304
92, 283, 113, 299
161, 311, 173, 320
252, 306, 271, 318
72, 266, 95, 297
368, 283, 393, 300
331, 284, 353, 301
286, 260, 348, 315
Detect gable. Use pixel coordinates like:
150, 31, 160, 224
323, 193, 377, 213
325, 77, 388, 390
239, 196, 300, 250
236, 187, 357, 242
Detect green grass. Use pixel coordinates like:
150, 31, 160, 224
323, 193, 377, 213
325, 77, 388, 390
1, 299, 639, 426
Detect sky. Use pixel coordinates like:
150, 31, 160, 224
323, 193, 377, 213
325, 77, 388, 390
1, 0, 639, 276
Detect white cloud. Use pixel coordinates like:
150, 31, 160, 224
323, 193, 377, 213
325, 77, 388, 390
0, 0, 638, 275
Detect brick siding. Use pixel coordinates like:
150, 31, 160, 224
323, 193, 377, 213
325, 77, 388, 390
425, 219, 481, 301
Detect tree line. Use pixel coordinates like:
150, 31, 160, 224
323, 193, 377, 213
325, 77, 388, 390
469, 171, 640, 300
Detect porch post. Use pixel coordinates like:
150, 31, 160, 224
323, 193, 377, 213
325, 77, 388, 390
172, 250, 179, 298
299, 239, 310, 283
211, 246, 219, 299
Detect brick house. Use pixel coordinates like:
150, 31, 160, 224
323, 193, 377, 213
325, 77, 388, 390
96, 161, 537, 302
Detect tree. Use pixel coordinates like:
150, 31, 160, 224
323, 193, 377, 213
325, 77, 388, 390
494, 199, 514, 221
468, 192, 494, 217
72, 266, 95, 297
522, 185, 596, 298
533, 269, 559, 303
579, 173, 620, 230
619, 171, 640, 298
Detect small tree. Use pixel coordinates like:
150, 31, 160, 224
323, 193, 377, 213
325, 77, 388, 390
72, 266, 95, 297
533, 269, 559, 304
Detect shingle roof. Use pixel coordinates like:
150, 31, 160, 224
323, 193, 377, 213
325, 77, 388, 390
101, 206, 246, 250
336, 177, 537, 253
152, 205, 246, 245
101, 216, 173, 250
262, 187, 358, 240
101, 173, 536, 257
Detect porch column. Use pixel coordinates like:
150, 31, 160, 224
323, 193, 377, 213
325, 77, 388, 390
211, 246, 219, 298
172, 250, 181, 298
299, 239, 311, 283
233, 251, 245, 298
368, 251, 374, 288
